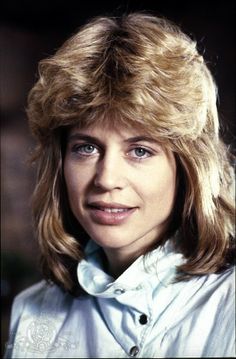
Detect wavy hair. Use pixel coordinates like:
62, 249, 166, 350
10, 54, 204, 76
27, 12, 235, 294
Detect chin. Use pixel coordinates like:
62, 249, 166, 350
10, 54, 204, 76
88, 229, 132, 249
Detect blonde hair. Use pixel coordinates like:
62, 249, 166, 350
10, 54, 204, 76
27, 12, 235, 294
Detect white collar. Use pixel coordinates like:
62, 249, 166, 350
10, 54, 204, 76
77, 239, 184, 298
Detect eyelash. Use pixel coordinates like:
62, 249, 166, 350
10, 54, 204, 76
71, 144, 154, 160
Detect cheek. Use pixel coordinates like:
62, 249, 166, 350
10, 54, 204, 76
64, 163, 81, 205
147, 178, 175, 203
63, 161, 94, 206
141, 163, 176, 210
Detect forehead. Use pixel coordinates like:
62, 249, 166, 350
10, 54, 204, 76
70, 123, 139, 135
67, 121, 161, 142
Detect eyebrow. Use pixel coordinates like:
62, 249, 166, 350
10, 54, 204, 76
67, 133, 158, 145
124, 136, 157, 144
68, 134, 101, 142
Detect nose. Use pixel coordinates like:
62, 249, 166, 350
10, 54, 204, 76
94, 153, 126, 191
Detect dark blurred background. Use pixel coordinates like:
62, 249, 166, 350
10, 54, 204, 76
1, 0, 235, 356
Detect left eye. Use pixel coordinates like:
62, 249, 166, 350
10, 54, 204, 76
129, 147, 151, 158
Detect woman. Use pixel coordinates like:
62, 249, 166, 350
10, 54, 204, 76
5, 12, 235, 358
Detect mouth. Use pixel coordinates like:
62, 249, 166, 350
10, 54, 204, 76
87, 201, 137, 225
92, 207, 130, 213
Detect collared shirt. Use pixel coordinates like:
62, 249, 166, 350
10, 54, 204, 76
5, 240, 235, 358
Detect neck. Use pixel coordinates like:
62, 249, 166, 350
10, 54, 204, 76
103, 247, 143, 278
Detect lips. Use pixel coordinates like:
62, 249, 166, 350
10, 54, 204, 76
87, 201, 137, 225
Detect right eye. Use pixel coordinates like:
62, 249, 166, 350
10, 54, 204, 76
71, 144, 99, 156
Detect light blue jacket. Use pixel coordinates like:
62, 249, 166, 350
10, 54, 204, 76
4, 240, 235, 358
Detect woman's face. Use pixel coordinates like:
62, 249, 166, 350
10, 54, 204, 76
64, 124, 176, 259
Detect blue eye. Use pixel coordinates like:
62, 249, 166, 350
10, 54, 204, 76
129, 147, 152, 159
134, 148, 148, 157
72, 144, 98, 156
81, 144, 96, 153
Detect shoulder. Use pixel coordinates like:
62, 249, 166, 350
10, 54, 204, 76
161, 267, 235, 357
191, 268, 235, 355
183, 267, 235, 335
13, 280, 51, 305
5, 281, 77, 358
13, 280, 62, 309
9, 280, 69, 333
15, 279, 65, 299
168, 266, 235, 329
202, 266, 235, 295
186, 266, 235, 306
